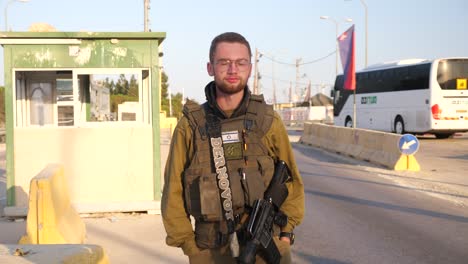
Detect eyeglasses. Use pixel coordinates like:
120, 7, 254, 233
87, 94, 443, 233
215, 59, 251, 72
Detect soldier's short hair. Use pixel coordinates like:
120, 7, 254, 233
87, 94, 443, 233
209, 32, 252, 63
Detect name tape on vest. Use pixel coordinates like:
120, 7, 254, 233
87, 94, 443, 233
211, 137, 235, 221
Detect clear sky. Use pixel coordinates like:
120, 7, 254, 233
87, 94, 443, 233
1, 0, 467, 103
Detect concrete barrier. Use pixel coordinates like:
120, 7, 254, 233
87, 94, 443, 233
19, 164, 86, 244
300, 122, 420, 170
0, 244, 108, 264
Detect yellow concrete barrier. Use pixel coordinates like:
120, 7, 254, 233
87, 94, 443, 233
19, 164, 86, 244
300, 122, 420, 171
395, 154, 421, 171
160, 111, 178, 135
0, 244, 109, 264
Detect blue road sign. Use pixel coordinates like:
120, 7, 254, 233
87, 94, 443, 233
398, 134, 419, 155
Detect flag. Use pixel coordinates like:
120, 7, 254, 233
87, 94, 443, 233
337, 25, 356, 90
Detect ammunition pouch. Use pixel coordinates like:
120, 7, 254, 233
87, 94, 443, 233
194, 214, 244, 249
194, 221, 230, 249
184, 170, 223, 221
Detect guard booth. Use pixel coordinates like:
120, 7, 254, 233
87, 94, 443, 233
0, 31, 166, 216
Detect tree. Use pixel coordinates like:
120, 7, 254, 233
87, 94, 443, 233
160, 71, 192, 118
160, 71, 171, 116
118, 74, 129, 95
171, 92, 184, 119
161, 71, 169, 115
103, 74, 138, 116
114, 78, 124, 95
128, 74, 138, 98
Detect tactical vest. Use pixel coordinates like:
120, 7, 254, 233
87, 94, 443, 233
183, 94, 276, 248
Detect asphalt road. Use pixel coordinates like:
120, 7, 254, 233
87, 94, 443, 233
415, 133, 468, 178
1, 132, 468, 263
291, 142, 468, 264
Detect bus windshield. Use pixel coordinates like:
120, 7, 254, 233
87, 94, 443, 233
437, 59, 468, 90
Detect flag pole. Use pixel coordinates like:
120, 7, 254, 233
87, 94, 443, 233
337, 24, 357, 128
353, 89, 356, 128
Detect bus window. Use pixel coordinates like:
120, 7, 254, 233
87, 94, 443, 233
333, 90, 340, 104
437, 59, 468, 90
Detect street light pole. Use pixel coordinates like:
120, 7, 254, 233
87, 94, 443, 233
5, 0, 30, 31
320, 16, 353, 76
360, 0, 368, 67
320, 16, 338, 76
253, 48, 260, 94
346, 0, 368, 67
144, 0, 150, 32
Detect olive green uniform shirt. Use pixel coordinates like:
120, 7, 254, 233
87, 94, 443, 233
161, 111, 305, 256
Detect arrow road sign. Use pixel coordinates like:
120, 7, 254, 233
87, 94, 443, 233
398, 134, 420, 155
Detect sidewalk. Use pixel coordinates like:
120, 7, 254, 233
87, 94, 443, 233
0, 213, 188, 264
83, 213, 187, 263
0, 139, 187, 263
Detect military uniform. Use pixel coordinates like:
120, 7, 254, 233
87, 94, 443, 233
161, 81, 305, 263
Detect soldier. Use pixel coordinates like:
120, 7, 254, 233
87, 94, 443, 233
161, 32, 304, 263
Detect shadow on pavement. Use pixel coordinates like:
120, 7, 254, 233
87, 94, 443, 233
292, 249, 352, 264
307, 189, 468, 223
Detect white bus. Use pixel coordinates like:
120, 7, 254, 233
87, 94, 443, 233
332, 58, 468, 138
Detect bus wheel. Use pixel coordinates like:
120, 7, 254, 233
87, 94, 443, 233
394, 116, 405, 134
345, 117, 353, 128
435, 133, 454, 139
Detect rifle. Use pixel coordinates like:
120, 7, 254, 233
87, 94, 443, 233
238, 160, 291, 264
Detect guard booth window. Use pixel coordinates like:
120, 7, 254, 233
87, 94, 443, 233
14, 69, 150, 127
57, 78, 74, 126
29, 82, 53, 126
78, 73, 141, 122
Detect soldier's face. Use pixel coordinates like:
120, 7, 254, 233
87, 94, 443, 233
207, 42, 252, 95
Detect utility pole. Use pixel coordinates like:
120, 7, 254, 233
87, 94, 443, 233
253, 48, 260, 94
169, 84, 172, 117
144, 0, 150, 32
272, 56, 277, 109
295, 58, 302, 103
361, 0, 369, 67
182, 87, 186, 105
289, 81, 293, 104
289, 81, 294, 122
272, 87, 277, 109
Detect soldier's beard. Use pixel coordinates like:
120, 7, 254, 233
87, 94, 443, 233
215, 77, 247, 95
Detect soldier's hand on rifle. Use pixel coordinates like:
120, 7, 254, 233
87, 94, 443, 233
280, 236, 291, 244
